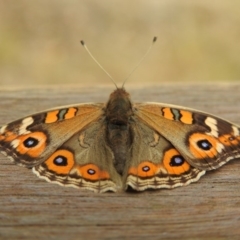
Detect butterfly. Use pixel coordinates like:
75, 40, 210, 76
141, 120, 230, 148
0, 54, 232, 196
0, 86, 240, 193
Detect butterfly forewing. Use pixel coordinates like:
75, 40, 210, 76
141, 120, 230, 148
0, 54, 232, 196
0, 103, 104, 166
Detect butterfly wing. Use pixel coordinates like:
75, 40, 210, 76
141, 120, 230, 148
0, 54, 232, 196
125, 120, 205, 191
124, 102, 240, 191
33, 121, 122, 193
0, 104, 103, 166
0, 103, 121, 193
133, 103, 240, 171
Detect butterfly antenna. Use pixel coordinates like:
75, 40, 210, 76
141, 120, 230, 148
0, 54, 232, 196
80, 40, 118, 89
121, 36, 157, 88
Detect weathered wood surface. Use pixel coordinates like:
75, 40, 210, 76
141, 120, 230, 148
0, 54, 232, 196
0, 83, 240, 240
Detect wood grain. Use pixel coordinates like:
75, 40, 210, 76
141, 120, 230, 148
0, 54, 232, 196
0, 83, 240, 240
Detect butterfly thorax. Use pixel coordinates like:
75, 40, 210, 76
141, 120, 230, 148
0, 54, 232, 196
105, 88, 133, 175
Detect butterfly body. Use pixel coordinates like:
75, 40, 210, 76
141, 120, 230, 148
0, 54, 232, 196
106, 89, 133, 175
1, 88, 240, 193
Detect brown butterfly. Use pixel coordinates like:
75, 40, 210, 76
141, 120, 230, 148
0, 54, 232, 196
1, 38, 240, 193
1, 86, 240, 193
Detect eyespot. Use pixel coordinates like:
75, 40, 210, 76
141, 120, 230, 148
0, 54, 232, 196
53, 155, 68, 166
163, 148, 190, 175
128, 161, 160, 178
188, 133, 220, 159
142, 166, 150, 172
23, 137, 39, 148
78, 164, 110, 180
44, 149, 75, 174
16, 132, 47, 157
170, 155, 185, 166
197, 139, 212, 150
87, 169, 96, 175
218, 134, 239, 146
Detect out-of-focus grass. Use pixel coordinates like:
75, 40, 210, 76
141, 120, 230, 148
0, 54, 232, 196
0, 0, 240, 86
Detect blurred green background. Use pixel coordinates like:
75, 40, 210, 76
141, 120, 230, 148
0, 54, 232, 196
1, 0, 240, 86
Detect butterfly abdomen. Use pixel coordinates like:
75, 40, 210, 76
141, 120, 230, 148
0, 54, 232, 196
105, 88, 133, 175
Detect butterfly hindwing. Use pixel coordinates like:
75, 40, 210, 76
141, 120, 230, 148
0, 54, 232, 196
33, 121, 122, 193
125, 120, 205, 191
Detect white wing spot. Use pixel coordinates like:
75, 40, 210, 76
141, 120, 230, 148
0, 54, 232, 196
232, 126, 239, 137
0, 125, 7, 134
205, 117, 218, 137
19, 117, 34, 135
11, 139, 20, 148
216, 142, 224, 154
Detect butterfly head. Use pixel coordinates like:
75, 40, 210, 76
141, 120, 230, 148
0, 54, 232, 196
106, 88, 133, 125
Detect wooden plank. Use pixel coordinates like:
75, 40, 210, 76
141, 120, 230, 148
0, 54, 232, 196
0, 83, 240, 240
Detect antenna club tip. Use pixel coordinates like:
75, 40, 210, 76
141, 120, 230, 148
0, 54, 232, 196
80, 40, 85, 46
153, 36, 157, 43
